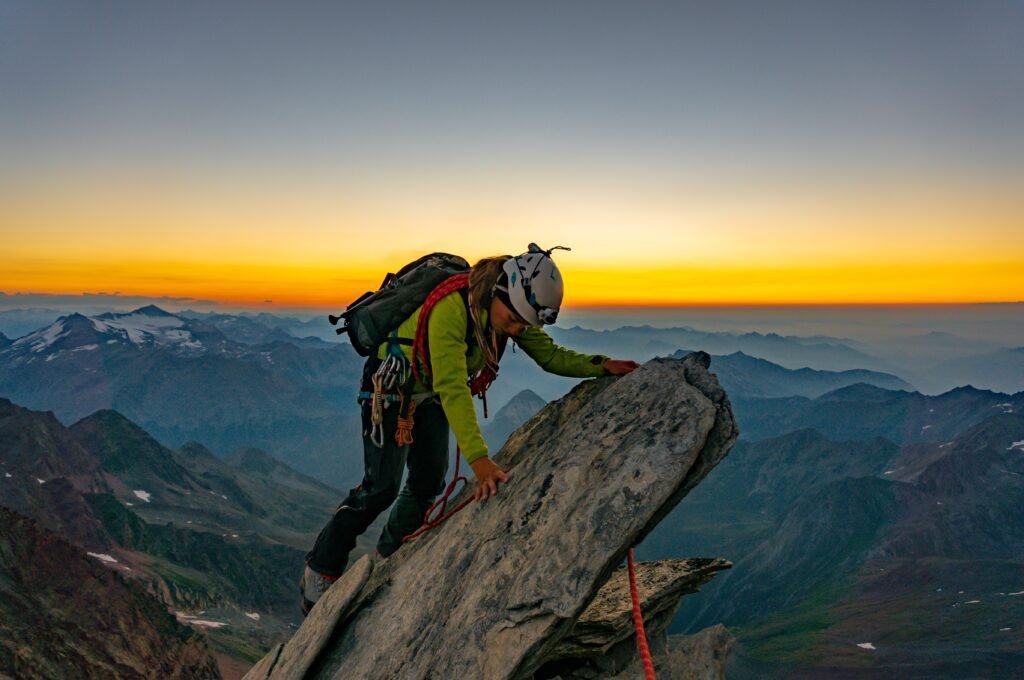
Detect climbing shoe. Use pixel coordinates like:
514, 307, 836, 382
300, 563, 337, 616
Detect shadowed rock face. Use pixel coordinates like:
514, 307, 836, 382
536, 558, 732, 679
246, 353, 737, 680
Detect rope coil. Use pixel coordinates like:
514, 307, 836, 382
394, 395, 417, 446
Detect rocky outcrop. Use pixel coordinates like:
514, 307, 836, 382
246, 353, 737, 679
535, 558, 732, 679
655, 625, 735, 680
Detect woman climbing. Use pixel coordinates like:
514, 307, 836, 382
301, 243, 640, 614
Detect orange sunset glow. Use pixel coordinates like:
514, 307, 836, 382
2, 3, 1022, 311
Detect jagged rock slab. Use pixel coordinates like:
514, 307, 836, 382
242, 554, 374, 679
601, 624, 736, 680
542, 558, 731, 667
554, 623, 735, 680
659, 624, 735, 680
255, 353, 737, 679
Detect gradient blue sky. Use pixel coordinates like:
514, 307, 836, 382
2, 1, 1022, 307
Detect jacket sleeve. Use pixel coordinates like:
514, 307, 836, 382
513, 326, 610, 378
427, 293, 490, 464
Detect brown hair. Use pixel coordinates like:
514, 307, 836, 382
467, 255, 511, 325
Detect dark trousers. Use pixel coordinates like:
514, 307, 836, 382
305, 379, 450, 578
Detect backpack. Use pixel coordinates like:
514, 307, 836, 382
330, 253, 473, 357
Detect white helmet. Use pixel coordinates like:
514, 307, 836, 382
495, 243, 569, 326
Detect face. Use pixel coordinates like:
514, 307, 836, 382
489, 297, 530, 337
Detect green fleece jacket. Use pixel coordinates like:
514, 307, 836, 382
375, 291, 610, 464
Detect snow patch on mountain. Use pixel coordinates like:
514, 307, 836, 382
92, 310, 202, 350
3, 307, 207, 357
11, 319, 68, 353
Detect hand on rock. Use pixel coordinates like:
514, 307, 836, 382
603, 359, 641, 376
470, 457, 509, 501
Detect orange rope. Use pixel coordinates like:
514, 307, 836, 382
394, 396, 417, 446
628, 547, 657, 680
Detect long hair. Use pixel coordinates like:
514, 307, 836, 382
467, 255, 511, 327
466, 255, 511, 372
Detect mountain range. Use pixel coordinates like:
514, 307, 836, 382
0, 306, 365, 486
1, 305, 924, 491
641, 382, 1024, 677
3, 302, 1023, 678
0, 396, 362, 675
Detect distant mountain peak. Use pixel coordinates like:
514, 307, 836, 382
226, 446, 287, 475
816, 382, 898, 402
508, 388, 545, 404
946, 384, 1000, 397
70, 409, 187, 481
75, 408, 138, 429
129, 304, 175, 317
90, 307, 204, 352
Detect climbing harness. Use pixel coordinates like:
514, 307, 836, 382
628, 547, 656, 680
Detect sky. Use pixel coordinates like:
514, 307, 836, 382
1, 1, 1022, 310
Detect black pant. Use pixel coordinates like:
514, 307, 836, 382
305, 364, 450, 578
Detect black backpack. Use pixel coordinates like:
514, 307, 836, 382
329, 253, 473, 357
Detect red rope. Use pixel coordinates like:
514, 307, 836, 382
628, 547, 657, 680
401, 446, 473, 542
411, 273, 470, 388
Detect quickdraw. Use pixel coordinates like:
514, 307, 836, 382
369, 350, 412, 448
369, 372, 387, 448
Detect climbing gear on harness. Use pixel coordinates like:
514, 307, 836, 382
369, 371, 387, 448
365, 347, 414, 448
394, 393, 417, 447
400, 445, 474, 543
377, 351, 411, 390
328, 253, 471, 356
628, 547, 657, 679
494, 243, 570, 327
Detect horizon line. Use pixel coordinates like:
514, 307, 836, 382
2, 291, 1023, 315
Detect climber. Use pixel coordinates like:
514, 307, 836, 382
300, 244, 640, 614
